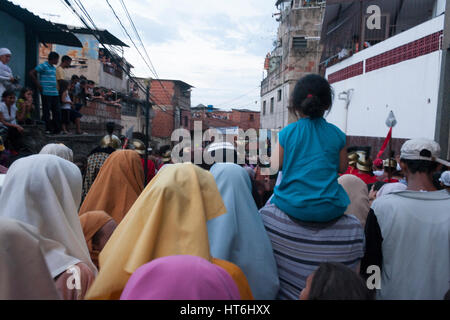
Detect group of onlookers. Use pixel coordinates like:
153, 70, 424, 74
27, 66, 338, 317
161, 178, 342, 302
0, 73, 449, 301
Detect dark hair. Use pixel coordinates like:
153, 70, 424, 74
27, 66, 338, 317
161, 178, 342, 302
61, 55, 72, 63
372, 181, 386, 192
59, 80, 69, 96
2, 89, 15, 100
290, 74, 333, 119
18, 87, 33, 100
48, 51, 60, 61
308, 262, 372, 300
106, 122, 115, 135
400, 159, 438, 175
71, 75, 80, 81
80, 75, 87, 80
87, 80, 95, 85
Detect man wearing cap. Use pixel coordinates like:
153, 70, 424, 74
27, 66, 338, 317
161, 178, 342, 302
0, 48, 15, 98
361, 138, 450, 300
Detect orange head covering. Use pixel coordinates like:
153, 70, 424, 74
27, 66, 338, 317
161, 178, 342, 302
79, 150, 144, 223
79, 211, 115, 268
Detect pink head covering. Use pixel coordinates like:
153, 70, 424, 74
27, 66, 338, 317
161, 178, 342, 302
120, 255, 241, 300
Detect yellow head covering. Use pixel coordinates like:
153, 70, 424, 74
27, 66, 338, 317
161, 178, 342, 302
85, 163, 227, 300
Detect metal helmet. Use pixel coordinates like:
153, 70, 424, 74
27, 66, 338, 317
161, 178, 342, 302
131, 139, 146, 155
383, 158, 397, 169
100, 134, 122, 149
348, 152, 359, 167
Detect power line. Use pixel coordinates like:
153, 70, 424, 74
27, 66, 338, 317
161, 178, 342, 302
61, 0, 187, 123
115, 0, 176, 111
213, 85, 261, 108
62, 0, 176, 117
60, 0, 161, 109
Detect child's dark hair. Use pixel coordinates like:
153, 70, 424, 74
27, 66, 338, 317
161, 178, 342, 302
289, 74, 333, 119
2, 90, 15, 101
308, 262, 372, 300
18, 87, 33, 100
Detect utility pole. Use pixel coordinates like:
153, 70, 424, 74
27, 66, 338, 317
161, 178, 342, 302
144, 80, 151, 186
435, 2, 450, 159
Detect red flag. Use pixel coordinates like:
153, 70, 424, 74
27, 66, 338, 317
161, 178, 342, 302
376, 127, 392, 160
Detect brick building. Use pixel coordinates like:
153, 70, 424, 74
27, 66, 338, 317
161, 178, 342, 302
229, 109, 260, 131
149, 79, 193, 146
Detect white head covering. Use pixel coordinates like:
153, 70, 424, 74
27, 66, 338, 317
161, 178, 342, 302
439, 171, 450, 187
0, 48, 11, 56
0, 154, 97, 276
0, 174, 5, 195
377, 182, 407, 198
0, 217, 60, 299
40, 143, 74, 162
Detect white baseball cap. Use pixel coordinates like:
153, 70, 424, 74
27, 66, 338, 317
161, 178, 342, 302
400, 138, 450, 167
439, 171, 450, 187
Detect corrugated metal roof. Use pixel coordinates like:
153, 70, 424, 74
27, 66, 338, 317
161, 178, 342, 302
0, 0, 83, 47
275, 0, 290, 6
56, 24, 129, 47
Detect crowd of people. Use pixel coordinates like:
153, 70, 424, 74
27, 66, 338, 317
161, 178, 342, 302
0, 47, 124, 156
0, 73, 449, 301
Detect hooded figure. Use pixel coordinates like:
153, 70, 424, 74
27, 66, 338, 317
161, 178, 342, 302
79, 150, 145, 224
0, 155, 97, 299
85, 163, 253, 300
208, 163, 280, 299
39, 143, 74, 162
338, 174, 370, 227
120, 255, 241, 300
0, 217, 61, 300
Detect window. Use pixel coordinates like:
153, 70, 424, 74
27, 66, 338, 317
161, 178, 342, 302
270, 97, 274, 114
277, 89, 282, 101
293, 37, 307, 49
184, 116, 188, 127
249, 114, 254, 121
263, 101, 266, 115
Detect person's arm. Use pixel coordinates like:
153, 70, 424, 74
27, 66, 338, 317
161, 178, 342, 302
0, 111, 24, 133
29, 69, 42, 93
278, 144, 284, 170
339, 147, 348, 174
62, 91, 73, 105
16, 101, 26, 122
360, 209, 383, 279
0, 69, 13, 82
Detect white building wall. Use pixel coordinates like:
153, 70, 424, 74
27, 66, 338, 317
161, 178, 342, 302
325, 15, 445, 140
261, 83, 290, 130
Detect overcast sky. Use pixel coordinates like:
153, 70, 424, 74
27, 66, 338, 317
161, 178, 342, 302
11, 0, 279, 111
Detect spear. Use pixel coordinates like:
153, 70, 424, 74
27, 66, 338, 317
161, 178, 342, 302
385, 111, 397, 182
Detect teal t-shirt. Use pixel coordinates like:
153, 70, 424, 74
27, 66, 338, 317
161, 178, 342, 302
272, 117, 350, 222
35, 62, 58, 96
